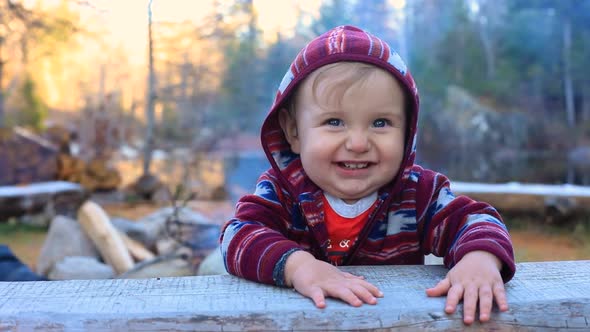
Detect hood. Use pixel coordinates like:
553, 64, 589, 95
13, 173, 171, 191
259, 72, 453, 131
260, 25, 420, 198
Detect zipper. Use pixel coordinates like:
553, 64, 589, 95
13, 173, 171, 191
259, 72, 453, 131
342, 194, 389, 265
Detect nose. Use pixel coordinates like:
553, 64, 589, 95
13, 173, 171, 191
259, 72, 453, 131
345, 129, 370, 153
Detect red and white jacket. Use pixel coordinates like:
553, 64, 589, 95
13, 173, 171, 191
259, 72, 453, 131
220, 25, 515, 286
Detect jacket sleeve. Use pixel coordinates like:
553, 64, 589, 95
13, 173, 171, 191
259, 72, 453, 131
220, 170, 303, 285
416, 168, 516, 282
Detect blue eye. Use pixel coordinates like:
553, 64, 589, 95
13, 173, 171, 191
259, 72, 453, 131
373, 119, 390, 128
326, 118, 343, 126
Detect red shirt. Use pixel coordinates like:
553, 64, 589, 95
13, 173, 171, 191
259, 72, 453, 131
323, 195, 376, 265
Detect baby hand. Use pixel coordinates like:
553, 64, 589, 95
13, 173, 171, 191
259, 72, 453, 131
285, 251, 383, 308
425, 250, 508, 324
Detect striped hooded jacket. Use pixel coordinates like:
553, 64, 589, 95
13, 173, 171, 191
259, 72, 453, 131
220, 25, 515, 286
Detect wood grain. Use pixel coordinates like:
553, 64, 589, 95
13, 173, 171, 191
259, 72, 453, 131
0, 260, 588, 331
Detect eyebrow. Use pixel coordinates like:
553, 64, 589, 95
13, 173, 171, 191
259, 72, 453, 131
374, 111, 404, 120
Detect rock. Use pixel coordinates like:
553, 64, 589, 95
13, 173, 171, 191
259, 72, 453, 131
166, 221, 220, 252
442, 86, 529, 150
131, 173, 163, 199
152, 186, 172, 205
196, 248, 227, 276
117, 252, 194, 279
156, 237, 179, 256
138, 206, 212, 225
48, 256, 114, 280
36, 215, 99, 276
136, 207, 212, 249
111, 217, 152, 248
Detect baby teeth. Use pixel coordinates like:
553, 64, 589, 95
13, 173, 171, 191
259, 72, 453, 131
343, 163, 368, 169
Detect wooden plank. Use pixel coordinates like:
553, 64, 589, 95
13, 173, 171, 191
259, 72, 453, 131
0, 181, 86, 218
0, 181, 82, 198
0, 261, 588, 331
453, 182, 590, 198
452, 182, 590, 217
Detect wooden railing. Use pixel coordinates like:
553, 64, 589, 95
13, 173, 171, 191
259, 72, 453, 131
0, 260, 588, 331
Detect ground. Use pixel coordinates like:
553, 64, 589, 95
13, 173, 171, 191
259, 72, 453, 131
1, 200, 589, 271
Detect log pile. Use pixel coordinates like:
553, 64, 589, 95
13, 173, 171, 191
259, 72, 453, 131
0, 126, 121, 191
0, 127, 59, 185
57, 155, 121, 191
43, 124, 121, 191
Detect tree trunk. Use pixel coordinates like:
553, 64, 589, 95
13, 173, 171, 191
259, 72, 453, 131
0, 37, 5, 128
399, 0, 413, 68
478, 20, 496, 79
582, 89, 590, 124
562, 19, 575, 128
143, 0, 156, 175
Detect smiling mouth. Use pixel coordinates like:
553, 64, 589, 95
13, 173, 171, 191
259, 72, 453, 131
339, 162, 370, 169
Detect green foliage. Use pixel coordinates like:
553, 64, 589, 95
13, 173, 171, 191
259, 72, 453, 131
9, 76, 48, 130
3, 0, 584, 153
0, 0, 80, 129
158, 105, 189, 141
0, 221, 47, 235
207, 0, 266, 133
29, 8, 79, 60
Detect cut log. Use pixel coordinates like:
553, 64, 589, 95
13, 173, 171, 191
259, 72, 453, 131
79, 172, 99, 191
44, 125, 72, 154
57, 154, 85, 180
95, 169, 122, 191
77, 201, 134, 274
86, 158, 111, 179
117, 231, 156, 262
56, 155, 121, 192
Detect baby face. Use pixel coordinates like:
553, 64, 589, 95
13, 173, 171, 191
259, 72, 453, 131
283, 64, 406, 203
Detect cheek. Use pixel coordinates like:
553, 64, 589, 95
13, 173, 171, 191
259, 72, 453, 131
299, 131, 332, 155
300, 140, 325, 159
379, 135, 405, 160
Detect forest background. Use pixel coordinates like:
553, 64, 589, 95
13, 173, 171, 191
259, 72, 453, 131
1, 0, 590, 186
2, 0, 590, 268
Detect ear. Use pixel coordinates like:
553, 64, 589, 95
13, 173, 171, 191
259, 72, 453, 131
278, 108, 301, 154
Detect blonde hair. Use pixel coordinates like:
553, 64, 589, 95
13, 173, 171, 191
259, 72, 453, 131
290, 62, 389, 113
